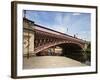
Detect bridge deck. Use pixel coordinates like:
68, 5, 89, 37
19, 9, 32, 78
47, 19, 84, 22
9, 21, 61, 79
23, 56, 87, 69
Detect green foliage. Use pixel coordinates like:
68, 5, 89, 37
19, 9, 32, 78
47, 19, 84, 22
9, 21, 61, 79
84, 42, 91, 61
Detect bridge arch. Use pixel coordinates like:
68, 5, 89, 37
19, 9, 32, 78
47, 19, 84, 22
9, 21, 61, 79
35, 41, 86, 62
34, 40, 84, 53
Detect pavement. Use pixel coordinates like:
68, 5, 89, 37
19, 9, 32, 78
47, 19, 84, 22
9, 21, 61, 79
23, 56, 87, 69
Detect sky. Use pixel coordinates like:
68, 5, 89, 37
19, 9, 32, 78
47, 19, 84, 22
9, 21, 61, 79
23, 10, 91, 41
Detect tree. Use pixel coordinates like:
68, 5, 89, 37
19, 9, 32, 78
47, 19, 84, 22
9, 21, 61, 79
83, 42, 91, 62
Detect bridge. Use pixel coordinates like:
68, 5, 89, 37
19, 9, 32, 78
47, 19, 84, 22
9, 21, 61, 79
23, 18, 87, 62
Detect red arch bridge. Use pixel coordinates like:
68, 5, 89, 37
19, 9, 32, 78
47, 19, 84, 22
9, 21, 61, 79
23, 18, 88, 62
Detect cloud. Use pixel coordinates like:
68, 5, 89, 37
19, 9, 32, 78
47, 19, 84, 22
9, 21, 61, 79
25, 10, 90, 41
54, 13, 62, 25
53, 25, 67, 33
72, 13, 81, 16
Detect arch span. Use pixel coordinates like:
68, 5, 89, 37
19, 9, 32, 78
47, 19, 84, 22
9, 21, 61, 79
34, 40, 83, 54
35, 42, 86, 62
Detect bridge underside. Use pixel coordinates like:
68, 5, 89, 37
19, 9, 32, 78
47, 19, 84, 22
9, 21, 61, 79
36, 43, 86, 62
59, 43, 85, 62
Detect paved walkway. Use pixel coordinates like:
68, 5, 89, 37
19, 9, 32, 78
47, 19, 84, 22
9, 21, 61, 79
23, 56, 87, 69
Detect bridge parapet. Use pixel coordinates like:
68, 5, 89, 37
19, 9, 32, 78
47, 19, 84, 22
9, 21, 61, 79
34, 25, 85, 44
